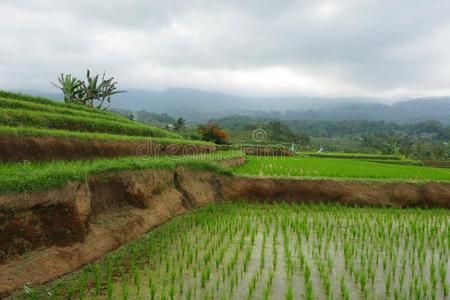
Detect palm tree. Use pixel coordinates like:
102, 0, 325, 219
173, 118, 187, 131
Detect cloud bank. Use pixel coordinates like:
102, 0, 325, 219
1, 0, 449, 98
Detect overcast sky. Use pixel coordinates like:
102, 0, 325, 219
1, 0, 450, 99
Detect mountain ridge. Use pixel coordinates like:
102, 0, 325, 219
10, 88, 450, 125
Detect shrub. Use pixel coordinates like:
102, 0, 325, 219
198, 124, 228, 144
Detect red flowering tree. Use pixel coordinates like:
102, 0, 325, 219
197, 123, 229, 144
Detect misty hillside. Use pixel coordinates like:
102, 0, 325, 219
251, 98, 450, 125
17, 88, 450, 125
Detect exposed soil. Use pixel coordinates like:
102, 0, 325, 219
422, 159, 450, 168
217, 156, 246, 168
0, 135, 216, 162
220, 176, 450, 208
242, 147, 293, 157
0, 183, 90, 264
0, 166, 225, 298
1, 160, 449, 297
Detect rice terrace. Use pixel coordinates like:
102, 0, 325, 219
0, 89, 449, 300
1, 1, 450, 299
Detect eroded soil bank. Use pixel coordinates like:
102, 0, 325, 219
242, 146, 293, 157
0, 167, 225, 298
1, 162, 450, 297
221, 176, 450, 208
0, 135, 215, 162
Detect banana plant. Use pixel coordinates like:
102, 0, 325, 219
96, 71, 125, 110
53, 70, 125, 110
81, 69, 99, 108
52, 74, 83, 104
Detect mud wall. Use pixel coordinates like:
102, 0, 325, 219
0, 135, 216, 162
220, 177, 450, 208
242, 147, 293, 157
0, 167, 224, 297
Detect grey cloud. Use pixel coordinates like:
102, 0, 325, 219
0, 0, 449, 97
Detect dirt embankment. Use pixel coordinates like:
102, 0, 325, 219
0, 166, 226, 298
220, 177, 450, 208
0, 135, 215, 162
242, 147, 293, 157
422, 160, 450, 169
217, 156, 246, 168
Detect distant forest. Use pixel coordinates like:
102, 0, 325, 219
214, 115, 450, 140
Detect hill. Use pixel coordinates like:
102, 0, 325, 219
0, 90, 214, 162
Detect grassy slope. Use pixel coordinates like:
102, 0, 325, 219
0, 151, 242, 195
0, 97, 136, 125
234, 156, 450, 182
0, 108, 181, 138
0, 90, 126, 117
0, 91, 180, 139
0, 126, 212, 145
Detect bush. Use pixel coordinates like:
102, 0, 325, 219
198, 124, 229, 144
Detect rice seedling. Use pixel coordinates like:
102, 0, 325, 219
15, 202, 450, 300
120, 278, 129, 300
234, 156, 450, 182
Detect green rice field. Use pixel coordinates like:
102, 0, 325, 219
15, 202, 450, 300
234, 156, 450, 182
0, 126, 212, 145
0, 151, 241, 195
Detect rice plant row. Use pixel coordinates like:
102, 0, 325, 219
234, 156, 450, 182
0, 126, 212, 146
0, 108, 181, 138
0, 97, 137, 125
0, 90, 121, 118
16, 202, 450, 299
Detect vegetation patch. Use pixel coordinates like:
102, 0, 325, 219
0, 151, 242, 195
0, 126, 211, 145
0, 97, 136, 125
365, 159, 424, 167
303, 152, 402, 160
0, 108, 181, 138
0, 91, 119, 116
13, 202, 450, 300
234, 156, 450, 182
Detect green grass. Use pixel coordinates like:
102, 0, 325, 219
0, 90, 124, 117
0, 97, 136, 125
0, 108, 181, 138
302, 152, 401, 160
0, 90, 185, 140
234, 156, 450, 182
14, 202, 450, 300
366, 159, 424, 167
0, 126, 213, 146
0, 151, 242, 195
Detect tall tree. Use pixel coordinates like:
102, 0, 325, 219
173, 117, 187, 131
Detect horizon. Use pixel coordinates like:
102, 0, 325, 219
12, 86, 450, 106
